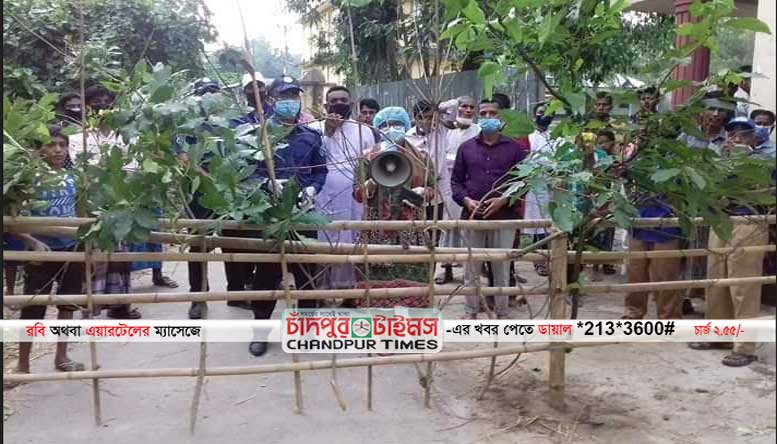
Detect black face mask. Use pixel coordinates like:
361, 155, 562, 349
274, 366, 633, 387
535, 115, 553, 129
62, 108, 82, 122
327, 103, 352, 119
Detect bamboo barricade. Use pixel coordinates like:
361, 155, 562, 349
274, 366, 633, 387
2, 214, 775, 418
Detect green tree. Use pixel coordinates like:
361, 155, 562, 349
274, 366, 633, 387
2, 0, 217, 99
710, 26, 755, 74
443, 0, 773, 315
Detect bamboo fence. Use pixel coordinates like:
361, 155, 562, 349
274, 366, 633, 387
3, 214, 775, 421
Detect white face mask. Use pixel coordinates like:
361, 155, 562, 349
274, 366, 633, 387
456, 116, 473, 128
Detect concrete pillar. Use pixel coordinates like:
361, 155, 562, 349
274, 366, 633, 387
749, 0, 776, 125
671, 0, 712, 107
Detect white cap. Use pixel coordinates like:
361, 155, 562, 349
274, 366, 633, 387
242, 72, 266, 88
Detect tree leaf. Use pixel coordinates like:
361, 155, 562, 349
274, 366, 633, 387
650, 168, 680, 183
134, 207, 160, 230
723, 17, 771, 35
462, 1, 486, 25
552, 205, 575, 232
500, 110, 535, 137
478, 61, 500, 78
142, 158, 160, 173
683, 167, 706, 189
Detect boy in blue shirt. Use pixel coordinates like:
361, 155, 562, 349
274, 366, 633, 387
13, 125, 86, 376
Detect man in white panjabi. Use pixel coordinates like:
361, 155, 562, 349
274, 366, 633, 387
523, 103, 559, 277
309, 86, 375, 290
435, 96, 480, 284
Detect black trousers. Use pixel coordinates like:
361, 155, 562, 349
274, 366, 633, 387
223, 230, 319, 320
187, 197, 213, 293
21, 250, 85, 319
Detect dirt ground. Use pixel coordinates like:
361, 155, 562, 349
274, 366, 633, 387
3, 260, 776, 444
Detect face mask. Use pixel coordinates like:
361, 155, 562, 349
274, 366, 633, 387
328, 103, 352, 119
63, 108, 82, 121
755, 125, 773, 143
479, 118, 502, 134
535, 115, 553, 129
273, 100, 301, 119
456, 116, 473, 128
381, 127, 406, 145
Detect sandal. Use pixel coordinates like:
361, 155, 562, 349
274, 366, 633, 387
688, 342, 733, 351
434, 267, 453, 285
107, 307, 142, 319
55, 359, 86, 372
153, 275, 179, 288
721, 353, 757, 367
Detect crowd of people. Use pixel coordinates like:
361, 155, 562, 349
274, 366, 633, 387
5, 70, 775, 376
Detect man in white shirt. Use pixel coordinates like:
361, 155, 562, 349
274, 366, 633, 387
523, 102, 558, 276
435, 96, 481, 284
406, 100, 448, 222
308, 86, 375, 290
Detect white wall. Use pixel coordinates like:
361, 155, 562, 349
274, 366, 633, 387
750, 0, 776, 137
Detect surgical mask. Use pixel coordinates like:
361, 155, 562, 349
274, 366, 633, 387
479, 118, 502, 134
456, 116, 473, 128
327, 103, 352, 119
755, 125, 773, 143
381, 127, 406, 144
273, 100, 301, 119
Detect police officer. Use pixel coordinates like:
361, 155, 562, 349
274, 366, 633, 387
247, 75, 328, 357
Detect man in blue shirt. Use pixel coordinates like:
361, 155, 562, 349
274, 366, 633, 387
241, 75, 328, 356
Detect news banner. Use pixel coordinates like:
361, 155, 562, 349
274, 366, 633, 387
1, 309, 774, 353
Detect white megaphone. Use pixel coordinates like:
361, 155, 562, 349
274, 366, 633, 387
368, 143, 413, 188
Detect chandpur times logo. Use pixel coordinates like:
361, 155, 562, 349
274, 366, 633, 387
282, 308, 442, 353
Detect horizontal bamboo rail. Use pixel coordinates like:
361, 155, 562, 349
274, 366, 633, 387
3, 342, 613, 383
4, 215, 774, 232
3, 285, 549, 306
4, 250, 544, 264
6, 224, 774, 264
5, 244, 774, 265
4, 275, 773, 307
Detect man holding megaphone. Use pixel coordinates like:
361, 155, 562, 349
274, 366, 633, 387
351, 106, 437, 308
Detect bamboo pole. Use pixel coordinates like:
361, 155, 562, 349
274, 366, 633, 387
6, 245, 773, 265
548, 231, 567, 409
75, 0, 102, 426
84, 241, 102, 426
582, 275, 776, 294
6, 275, 774, 307
280, 244, 304, 414
4, 342, 614, 383
9, 226, 777, 264
189, 238, 209, 434
5, 215, 773, 230
12, 224, 776, 260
